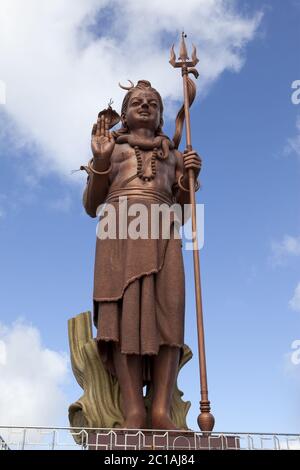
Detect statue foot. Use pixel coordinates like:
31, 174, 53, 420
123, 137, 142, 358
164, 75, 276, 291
122, 409, 147, 430
151, 410, 178, 430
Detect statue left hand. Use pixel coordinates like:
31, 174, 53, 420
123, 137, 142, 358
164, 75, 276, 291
183, 150, 202, 177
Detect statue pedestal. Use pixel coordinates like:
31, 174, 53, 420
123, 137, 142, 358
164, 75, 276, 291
88, 430, 240, 451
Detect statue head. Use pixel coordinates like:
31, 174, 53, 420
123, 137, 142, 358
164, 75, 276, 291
118, 80, 164, 135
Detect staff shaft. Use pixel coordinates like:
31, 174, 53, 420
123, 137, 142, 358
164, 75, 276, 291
181, 64, 214, 431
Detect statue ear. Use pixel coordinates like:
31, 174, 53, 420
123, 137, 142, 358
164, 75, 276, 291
121, 113, 127, 127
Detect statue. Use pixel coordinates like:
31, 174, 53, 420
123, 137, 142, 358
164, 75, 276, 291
77, 78, 201, 431
68, 34, 216, 439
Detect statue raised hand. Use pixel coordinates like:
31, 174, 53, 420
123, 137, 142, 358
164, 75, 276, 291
91, 115, 115, 166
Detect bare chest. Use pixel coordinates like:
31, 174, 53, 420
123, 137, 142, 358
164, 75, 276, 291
109, 144, 177, 192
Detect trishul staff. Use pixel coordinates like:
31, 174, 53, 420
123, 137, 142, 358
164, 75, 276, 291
170, 32, 215, 432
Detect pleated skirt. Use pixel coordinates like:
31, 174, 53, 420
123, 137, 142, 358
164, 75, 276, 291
95, 235, 185, 382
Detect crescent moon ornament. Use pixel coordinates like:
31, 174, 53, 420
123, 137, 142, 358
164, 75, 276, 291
118, 80, 135, 91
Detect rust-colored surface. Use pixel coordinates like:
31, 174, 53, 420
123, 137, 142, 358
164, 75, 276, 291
81, 35, 203, 431
88, 430, 240, 451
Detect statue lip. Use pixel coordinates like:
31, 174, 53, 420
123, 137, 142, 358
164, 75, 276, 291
138, 111, 150, 116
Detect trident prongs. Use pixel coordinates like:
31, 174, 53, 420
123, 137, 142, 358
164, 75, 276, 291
169, 44, 177, 67
179, 31, 189, 61
191, 44, 199, 66
169, 32, 199, 68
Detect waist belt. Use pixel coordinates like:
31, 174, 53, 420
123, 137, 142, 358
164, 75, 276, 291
105, 187, 174, 206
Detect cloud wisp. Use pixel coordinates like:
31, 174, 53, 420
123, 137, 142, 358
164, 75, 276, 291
271, 235, 300, 266
0, 320, 69, 426
289, 283, 300, 312
285, 116, 300, 159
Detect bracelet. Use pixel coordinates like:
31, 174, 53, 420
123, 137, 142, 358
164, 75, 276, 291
178, 174, 200, 192
88, 158, 112, 175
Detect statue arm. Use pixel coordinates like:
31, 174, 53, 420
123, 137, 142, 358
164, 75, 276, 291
82, 168, 110, 218
83, 115, 115, 217
174, 148, 201, 207
174, 150, 193, 207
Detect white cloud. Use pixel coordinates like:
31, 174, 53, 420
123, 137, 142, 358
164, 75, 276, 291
289, 283, 300, 312
0, 340, 6, 365
0, 320, 68, 426
286, 116, 300, 158
291, 340, 300, 365
0, 79, 5, 105
0, 0, 262, 178
271, 235, 300, 265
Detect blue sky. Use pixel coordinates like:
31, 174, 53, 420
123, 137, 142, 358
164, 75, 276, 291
0, 0, 299, 434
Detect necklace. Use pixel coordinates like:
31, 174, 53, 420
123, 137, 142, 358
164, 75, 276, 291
134, 146, 158, 182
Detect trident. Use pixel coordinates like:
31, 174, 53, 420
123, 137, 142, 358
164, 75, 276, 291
170, 32, 215, 432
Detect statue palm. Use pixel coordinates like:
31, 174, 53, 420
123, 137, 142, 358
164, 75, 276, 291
91, 115, 115, 161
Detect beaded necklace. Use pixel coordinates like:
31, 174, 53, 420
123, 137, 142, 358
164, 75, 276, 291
114, 134, 173, 183
134, 146, 158, 182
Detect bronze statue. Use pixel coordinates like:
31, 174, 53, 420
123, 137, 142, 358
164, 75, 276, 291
81, 78, 201, 431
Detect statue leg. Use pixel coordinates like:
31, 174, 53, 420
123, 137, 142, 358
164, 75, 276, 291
113, 343, 147, 429
151, 345, 180, 430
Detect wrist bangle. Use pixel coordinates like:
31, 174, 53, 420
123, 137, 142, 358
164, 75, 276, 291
178, 174, 200, 192
88, 158, 112, 175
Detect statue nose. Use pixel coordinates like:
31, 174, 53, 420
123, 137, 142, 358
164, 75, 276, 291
141, 102, 149, 109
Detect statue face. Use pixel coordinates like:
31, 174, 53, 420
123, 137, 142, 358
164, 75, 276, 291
125, 90, 161, 132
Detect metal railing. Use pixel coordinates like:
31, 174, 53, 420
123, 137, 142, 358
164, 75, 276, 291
0, 426, 299, 450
